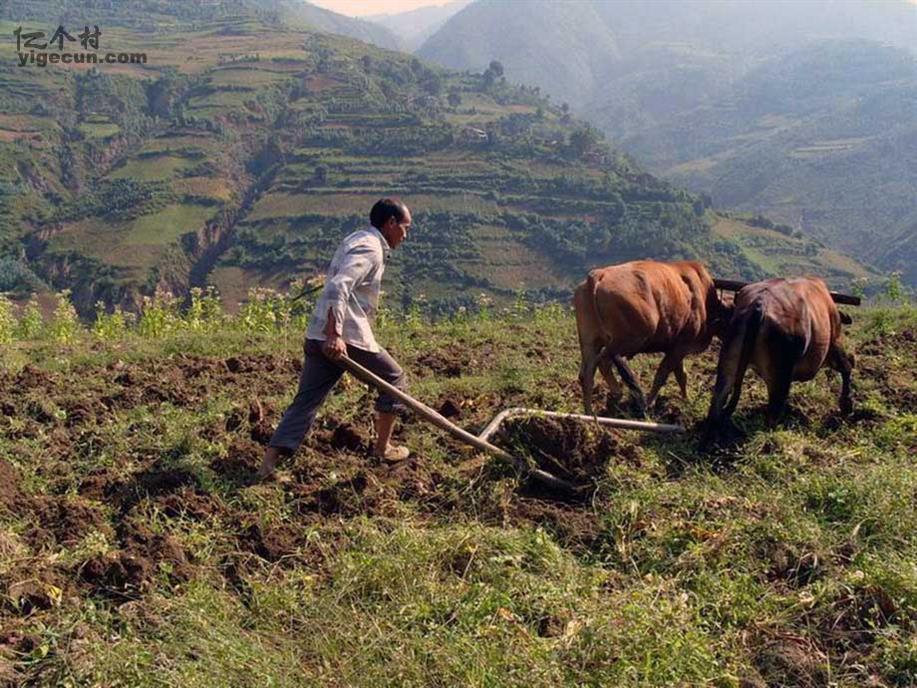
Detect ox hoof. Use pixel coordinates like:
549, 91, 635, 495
631, 399, 649, 419
699, 418, 744, 450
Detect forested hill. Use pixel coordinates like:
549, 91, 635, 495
0, 1, 871, 315
597, 40, 917, 287
367, 0, 472, 53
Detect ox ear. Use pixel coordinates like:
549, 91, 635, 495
839, 310, 852, 325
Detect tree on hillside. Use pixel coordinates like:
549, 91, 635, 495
448, 90, 462, 107
489, 60, 504, 77
422, 72, 443, 95
568, 125, 601, 159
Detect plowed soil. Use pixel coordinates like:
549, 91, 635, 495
1, 324, 914, 684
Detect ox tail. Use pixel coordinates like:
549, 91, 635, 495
703, 303, 764, 443
732, 304, 764, 405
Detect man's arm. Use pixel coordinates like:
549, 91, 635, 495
321, 241, 378, 358
323, 308, 346, 359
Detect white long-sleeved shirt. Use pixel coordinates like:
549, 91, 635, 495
305, 226, 390, 352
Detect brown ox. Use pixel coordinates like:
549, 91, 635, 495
703, 277, 853, 442
573, 260, 725, 415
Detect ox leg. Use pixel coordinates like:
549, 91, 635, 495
597, 354, 622, 403
828, 343, 854, 415
765, 365, 794, 427
724, 355, 751, 416
701, 369, 736, 449
646, 353, 679, 409
707, 360, 736, 427
674, 360, 688, 400
765, 332, 805, 427
579, 344, 602, 416
702, 333, 744, 448
611, 355, 647, 414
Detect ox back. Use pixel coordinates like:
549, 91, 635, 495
575, 260, 724, 415
703, 277, 854, 444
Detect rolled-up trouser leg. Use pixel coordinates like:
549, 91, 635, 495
345, 344, 408, 415
269, 339, 343, 455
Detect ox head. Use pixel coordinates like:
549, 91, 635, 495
708, 290, 735, 340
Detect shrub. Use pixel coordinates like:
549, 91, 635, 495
185, 286, 225, 332
138, 289, 181, 338
0, 294, 15, 344
884, 271, 904, 304
92, 301, 130, 341
16, 297, 43, 340
238, 288, 280, 333
49, 290, 80, 344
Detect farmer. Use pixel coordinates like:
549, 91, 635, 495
257, 198, 412, 479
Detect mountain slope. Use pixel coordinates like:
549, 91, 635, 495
421, 0, 917, 109
0, 3, 873, 315
417, 0, 619, 108
418, 0, 917, 284
367, 0, 471, 52
0, 0, 402, 49
272, 1, 403, 49
620, 41, 917, 275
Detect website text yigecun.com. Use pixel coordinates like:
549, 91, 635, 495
12, 25, 147, 68
17, 51, 147, 67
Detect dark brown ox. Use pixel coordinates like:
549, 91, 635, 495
573, 260, 725, 415
703, 277, 854, 442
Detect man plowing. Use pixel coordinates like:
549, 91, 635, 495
257, 198, 413, 480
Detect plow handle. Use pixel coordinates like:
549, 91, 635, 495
337, 354, 580, 495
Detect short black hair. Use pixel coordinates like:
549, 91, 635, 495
370, 198, 407, 230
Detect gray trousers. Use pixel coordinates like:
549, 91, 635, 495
269, 338, 407, 455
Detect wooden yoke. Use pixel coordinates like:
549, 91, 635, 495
713, 278, 861, 306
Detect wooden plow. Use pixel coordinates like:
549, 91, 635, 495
339, 355, 683, 496
713, 278, 861, 306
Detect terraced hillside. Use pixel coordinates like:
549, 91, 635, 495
621, 41, 917, 287
0, 3, 873, 316
417, 1, 917, 287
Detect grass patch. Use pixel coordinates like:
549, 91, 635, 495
109, 155, 199, 182
0, 305, 913, 685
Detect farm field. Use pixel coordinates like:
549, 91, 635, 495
0, 301, 914, 686
711, 215, 872, 286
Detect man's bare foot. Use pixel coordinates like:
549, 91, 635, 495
372, 443, 410, 463
257, 446, 282, 480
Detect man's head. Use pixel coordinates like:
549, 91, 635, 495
370, 198, 411, 249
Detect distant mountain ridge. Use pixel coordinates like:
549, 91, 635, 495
608, 40, 917, 284
418, 0, 619, 108
418, 0, 917, 284
367, 0, 471, 52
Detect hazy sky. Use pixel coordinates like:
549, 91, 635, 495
311, 0, 917, 18
309, 0, 454, 16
